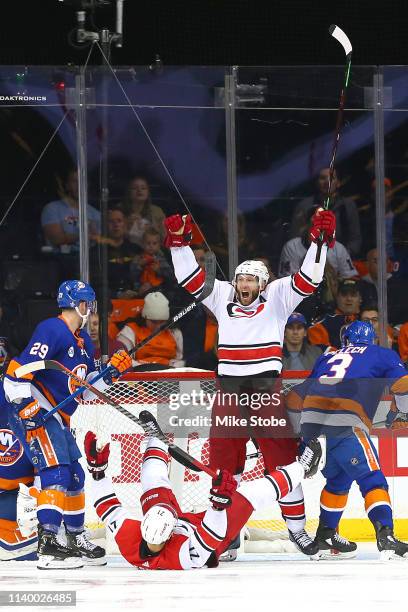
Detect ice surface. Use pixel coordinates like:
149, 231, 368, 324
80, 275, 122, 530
1, 544, 406, 612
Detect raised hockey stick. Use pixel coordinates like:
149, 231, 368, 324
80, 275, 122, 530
16, 251, 217, 418
312, 24, 352, 284
15, 359, 217, 478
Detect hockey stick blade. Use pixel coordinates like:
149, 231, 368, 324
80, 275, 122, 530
329, 24, 352, 57
15, 361, 47, 378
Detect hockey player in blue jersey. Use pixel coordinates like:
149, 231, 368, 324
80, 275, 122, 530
289, 320, 408, 559
0, 382, 38, 561
3, 280, 132, 569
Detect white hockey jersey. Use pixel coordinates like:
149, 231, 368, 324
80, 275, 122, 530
170, 243, 327, 376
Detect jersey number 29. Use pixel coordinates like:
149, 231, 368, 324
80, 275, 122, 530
29, 342, 49, 359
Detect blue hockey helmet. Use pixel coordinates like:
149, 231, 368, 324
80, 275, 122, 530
342, 320, 376, 346
57, 280, 96, 310
57, 280, 97, 328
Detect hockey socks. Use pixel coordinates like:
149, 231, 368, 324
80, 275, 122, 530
237, 461, 304, 512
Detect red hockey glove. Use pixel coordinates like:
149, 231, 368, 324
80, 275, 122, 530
84, 431, 110, 480
309, 208, 336, 248
106, 349, 132, 383
164, 214, 192, 248
209, 469, 237, 511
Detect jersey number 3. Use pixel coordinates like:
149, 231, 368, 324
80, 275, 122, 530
320, 353, 353, 384
29, 342, 49, 359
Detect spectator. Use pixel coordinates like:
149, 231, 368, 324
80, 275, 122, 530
290, 167, 361, 257
88, 312, 126, 368
279, 206, 357, 279
359, 247, 408, 325
130, 228, 174, 297
41, 169, 100, 253
91, 207, 142, 298
308, 279, 361, 349
360, 303, 393, 348
358, 178, 395, 257
116, 291, 184, 369
283, 312, 324, 371
211, 212, 256, 278
121, 176, 166, 248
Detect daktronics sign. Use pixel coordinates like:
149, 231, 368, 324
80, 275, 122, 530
0, 95, 47, 101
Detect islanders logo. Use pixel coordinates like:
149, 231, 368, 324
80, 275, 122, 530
227, 303, 265, 318
0, 429, 24, 465
68, 363, 88, 402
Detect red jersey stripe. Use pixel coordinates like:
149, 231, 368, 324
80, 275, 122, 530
182, 268, 205, 295
292, 271, 316, 295
218, 346, 283, 361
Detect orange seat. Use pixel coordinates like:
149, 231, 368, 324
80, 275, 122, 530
110, 299, 144, 323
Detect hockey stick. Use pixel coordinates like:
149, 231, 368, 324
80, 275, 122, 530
17, 251, 217, 419
312, 24, 352, 284
15, 357, 262, 463
15, 359, 217, 478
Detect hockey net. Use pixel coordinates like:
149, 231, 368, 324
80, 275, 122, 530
71, 369, 324, 552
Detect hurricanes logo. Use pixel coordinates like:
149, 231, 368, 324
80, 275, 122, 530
227, 303, 265, 318
68, 363, 88, 402
0, 429, 24, 465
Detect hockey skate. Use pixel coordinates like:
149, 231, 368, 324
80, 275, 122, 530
65, 530, 106, 566
37, 525, 83, 570
314, 522, 357, 559
289, 529, 319, 558
374, 522, 408, 560
139, 410, 167, 441
219, 534, 240, 562
298, 438, 322, 478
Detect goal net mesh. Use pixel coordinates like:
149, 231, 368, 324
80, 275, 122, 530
71, 370, 324, 548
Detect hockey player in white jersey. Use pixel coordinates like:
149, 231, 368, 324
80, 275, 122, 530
164, 209, 336, 558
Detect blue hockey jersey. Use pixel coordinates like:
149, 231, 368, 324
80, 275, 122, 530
297, 344, 408, 433
0, 382, 34, 492
3, 316, 96, 423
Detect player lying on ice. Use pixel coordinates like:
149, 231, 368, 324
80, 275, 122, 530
79, 424, 322, 569
163, 208, 336, 559
287, 320, 408, 560
3, 280, 133, 569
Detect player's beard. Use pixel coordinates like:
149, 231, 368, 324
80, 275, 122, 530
236, 288, 259, 306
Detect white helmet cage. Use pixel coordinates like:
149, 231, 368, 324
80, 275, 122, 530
140, 504, 178, 545
233, 260, 269, 289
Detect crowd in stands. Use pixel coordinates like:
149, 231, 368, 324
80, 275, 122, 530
2, 163, 408, 376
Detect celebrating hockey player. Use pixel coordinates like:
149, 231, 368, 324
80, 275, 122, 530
164, 209, 336, 558
3, 280, 132, 569
76, 425, 322, 569
288, 320, 408, 559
